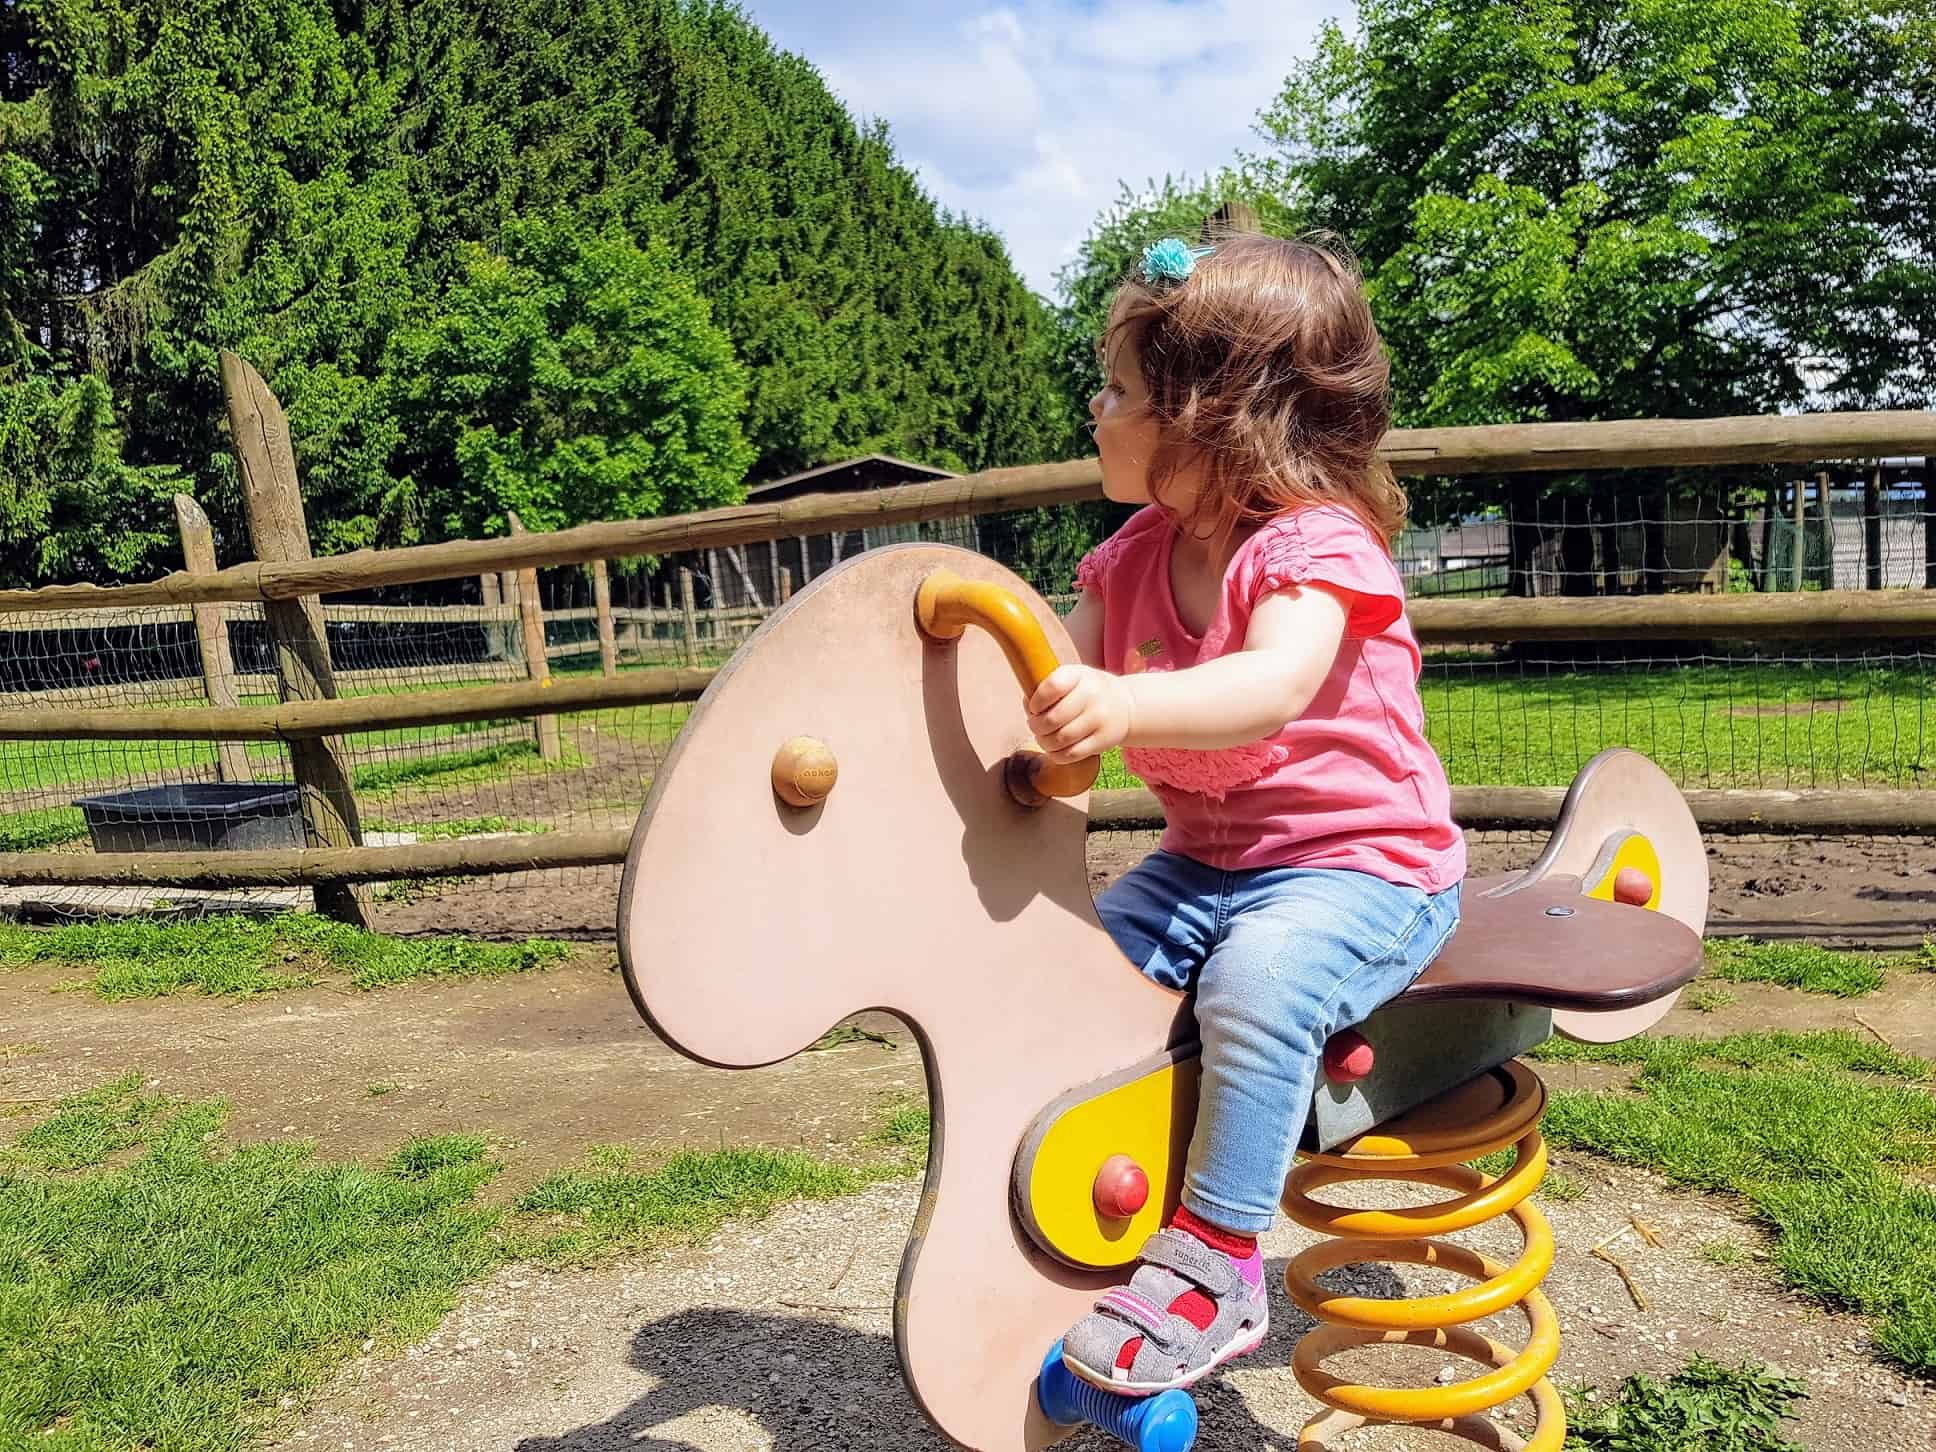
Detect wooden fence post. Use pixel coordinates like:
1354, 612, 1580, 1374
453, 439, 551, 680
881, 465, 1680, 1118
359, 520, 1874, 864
1791, 478, 1807, 591
480, 573, 505, 659
173, 494, 253, 784
1925, 466, 1936, 589
218, 352, 367, 926
1816, 470, 1835, 589
505, 512, 561, 761
592, 559, 618, 678
679, 568, 700, 666
1866, 465, 1884, 591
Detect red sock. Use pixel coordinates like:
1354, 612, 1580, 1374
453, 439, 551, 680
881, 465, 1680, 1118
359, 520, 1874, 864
1114, 1206, 1259, 1373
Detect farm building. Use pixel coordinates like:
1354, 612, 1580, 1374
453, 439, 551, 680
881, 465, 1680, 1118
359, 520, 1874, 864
668, 456, 967, 611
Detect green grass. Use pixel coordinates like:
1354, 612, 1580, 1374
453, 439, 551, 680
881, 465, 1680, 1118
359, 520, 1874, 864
0, 806, 89, 852
1683, 984, 1738, 1014
0, 1078, 502, 1452
363, 814, 548, 840
0, 915, 570, 1000
872, 1098, 932, 1153
1534, 1030, 1936, 1371
352, 740, 581, 796
0, 1076, 928, 1452
1422, 658, 1936, 789
511, 1146, 898, 1263
1531, 1026, 1933, 1080
1702, 938, 1891, 998
1565, 1354, 1809, 1452
1079, 659, 1936, 792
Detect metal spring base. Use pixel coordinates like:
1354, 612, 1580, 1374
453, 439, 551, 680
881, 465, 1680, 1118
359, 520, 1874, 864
1281, 1060, 1565, 1452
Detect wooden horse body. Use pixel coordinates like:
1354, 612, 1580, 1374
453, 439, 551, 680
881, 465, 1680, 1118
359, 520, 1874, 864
619, 546, 1708, 1452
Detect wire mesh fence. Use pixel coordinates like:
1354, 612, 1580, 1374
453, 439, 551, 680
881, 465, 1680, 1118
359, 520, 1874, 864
2, 478, 1933, 930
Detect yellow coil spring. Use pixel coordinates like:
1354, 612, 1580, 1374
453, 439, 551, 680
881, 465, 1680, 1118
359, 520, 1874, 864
1280, 1061, 1565, 1452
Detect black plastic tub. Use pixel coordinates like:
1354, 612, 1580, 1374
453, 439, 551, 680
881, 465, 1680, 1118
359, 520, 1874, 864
71, 783, 305, 854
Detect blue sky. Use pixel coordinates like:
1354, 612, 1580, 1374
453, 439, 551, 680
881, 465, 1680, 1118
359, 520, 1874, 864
736, 2, 1349, 297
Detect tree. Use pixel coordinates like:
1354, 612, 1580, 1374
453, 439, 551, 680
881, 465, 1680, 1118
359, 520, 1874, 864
0, 370, 179, 585
371, 0, 1072, 480
389, 219, 753, 540
1, 0, 1071, 584
1253, 0, 1931, 591
1, 0, 415, 571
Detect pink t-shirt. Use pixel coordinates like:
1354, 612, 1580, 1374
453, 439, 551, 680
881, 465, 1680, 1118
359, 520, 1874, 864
1075, 504, 1465, 891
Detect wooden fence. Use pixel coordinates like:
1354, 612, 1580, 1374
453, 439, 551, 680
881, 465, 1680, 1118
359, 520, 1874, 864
1, 351, 1933, 922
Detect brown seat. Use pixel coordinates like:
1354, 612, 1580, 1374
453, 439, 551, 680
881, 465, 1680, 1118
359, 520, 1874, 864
1398, 871, 1704, 1012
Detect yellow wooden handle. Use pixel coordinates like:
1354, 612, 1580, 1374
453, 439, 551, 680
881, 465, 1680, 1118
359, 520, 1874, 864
914, 568, 1101, 803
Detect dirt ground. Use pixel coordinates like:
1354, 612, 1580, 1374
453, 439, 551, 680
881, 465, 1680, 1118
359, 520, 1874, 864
6, 832, 1935, 1450
372, 827, 1936, 951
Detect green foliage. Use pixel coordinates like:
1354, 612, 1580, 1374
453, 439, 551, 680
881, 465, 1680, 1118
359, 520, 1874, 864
0, 371, 181, 585
0, 0, 1069, 586
0, 1080, 930, 1449
0, 807, 89, 853
1565, 1355, 1809, 1452
1257, 0, 1929, 432
390, 219, 753, 538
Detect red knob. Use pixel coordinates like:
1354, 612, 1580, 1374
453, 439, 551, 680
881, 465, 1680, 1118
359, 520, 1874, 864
1613, 866, 1655, 906
1323, 1029, 1375, 1084
1093, 1154, 1150, 1219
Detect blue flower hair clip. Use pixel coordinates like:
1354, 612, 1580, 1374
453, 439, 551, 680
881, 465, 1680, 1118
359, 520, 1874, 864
1139, 237, 1215, 287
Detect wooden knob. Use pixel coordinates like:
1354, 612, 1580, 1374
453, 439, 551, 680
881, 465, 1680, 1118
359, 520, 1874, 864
1322, 1029, 1375, 1084
772, 737, 838, 808
1613, 866, 1655, 906
1093, 1154, 1150, 1220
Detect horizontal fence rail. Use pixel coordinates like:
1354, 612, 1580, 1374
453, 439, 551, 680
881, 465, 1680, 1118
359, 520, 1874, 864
4, 411, 1934, 614
0, 670, 714, 741
6, 782, 1936, 892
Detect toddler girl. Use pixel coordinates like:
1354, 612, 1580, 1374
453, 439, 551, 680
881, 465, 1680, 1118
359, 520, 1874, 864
1029, 232, 1465, 1394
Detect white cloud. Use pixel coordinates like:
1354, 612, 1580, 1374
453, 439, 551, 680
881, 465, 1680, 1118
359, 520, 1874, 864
738, 0, 1348, 295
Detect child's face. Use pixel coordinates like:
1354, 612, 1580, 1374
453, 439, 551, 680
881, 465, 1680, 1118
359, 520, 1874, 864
1090, 308, 1202, 512
1089, 317, 1161, 505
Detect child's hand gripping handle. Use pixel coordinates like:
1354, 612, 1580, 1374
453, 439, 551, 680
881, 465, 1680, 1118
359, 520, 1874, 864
915, 568, 1103, 807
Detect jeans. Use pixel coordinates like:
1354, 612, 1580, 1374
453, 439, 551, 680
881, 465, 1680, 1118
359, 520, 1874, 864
1099, 852, 1463, 1234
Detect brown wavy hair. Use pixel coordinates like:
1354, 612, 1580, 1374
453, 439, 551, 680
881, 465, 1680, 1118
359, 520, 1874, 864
1106, 231, 1406, 545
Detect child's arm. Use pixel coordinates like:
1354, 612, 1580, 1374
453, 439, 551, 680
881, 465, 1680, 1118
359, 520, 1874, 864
1060, 591, 1105, 669
1026, 585, 1348, 762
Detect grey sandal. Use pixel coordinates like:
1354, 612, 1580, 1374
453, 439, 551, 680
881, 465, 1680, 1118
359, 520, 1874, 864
1062, 1227, 1270, 1394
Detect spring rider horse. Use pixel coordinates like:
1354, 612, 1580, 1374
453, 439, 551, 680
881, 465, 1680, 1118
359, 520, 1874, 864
618, 546, 1707, 1452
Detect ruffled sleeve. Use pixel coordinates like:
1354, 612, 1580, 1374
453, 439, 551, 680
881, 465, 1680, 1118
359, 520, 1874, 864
1249, 506, 1405, 638
1073, 537, 1117, 595
1075, 507, 1166, 598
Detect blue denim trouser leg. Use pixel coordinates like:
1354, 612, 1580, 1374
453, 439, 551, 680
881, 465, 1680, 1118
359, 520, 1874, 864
1098, 852, 1463, 1234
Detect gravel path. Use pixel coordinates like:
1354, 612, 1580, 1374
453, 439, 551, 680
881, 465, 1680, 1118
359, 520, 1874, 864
274, 1160, 1933, 1452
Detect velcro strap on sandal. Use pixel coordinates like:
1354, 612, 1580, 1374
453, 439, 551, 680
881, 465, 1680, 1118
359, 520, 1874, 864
1093, 1286, 1177, 1346
1137, 1228, 1238, 1298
